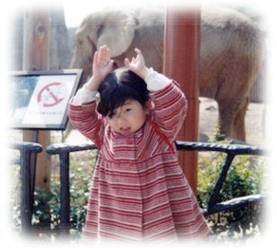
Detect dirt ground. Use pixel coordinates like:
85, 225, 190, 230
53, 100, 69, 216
199, 97, 266, 146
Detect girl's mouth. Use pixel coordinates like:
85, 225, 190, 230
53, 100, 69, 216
120, 127, 131, 134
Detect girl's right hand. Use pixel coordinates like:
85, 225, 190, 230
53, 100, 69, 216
86, 45, 114, 91
93, 45, 114, 80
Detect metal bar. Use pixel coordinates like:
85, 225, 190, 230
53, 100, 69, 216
59, 151, 70, 234
14, 142, 43, 233
175, 141, 266, 155
20, 148, 32, 232
207, 153, 236, 208
47, 143, 97, 154
203, 194, 264, 216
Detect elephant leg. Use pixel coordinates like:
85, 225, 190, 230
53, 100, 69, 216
217, 102, 235, 141
232, 99, 249, 141
217, 99, 248, 142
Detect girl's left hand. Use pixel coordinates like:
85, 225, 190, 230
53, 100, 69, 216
124, 48, 149, 79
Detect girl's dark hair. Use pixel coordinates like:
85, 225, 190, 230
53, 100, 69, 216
97, 69, 150, 117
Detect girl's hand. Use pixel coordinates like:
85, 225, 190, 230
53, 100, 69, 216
124, 48, 149, 79
93, 45, 114, 82
86, 45, 114, 91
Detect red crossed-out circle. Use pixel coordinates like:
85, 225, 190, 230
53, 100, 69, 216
37, 82, 65, 107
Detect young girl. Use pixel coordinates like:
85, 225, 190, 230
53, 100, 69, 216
69, 45, 209, 242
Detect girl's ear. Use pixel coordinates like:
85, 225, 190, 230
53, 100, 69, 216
145, 100, 153, 114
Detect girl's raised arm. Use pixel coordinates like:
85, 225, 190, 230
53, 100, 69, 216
85, 45, 114, 91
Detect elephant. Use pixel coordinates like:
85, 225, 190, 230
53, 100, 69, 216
70, 7, 263, 142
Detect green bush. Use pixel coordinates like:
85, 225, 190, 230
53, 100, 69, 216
197, 151, 266, 240
198, 152, 265, 208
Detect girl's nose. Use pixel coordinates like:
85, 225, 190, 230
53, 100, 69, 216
116, 111, 126, 122
115, 113, 125, 125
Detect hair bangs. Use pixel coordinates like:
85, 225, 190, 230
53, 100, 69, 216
97, 69, 150, 117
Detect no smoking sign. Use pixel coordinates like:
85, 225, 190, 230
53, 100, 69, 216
37, 82, 67, 107
15, 70, 81, 129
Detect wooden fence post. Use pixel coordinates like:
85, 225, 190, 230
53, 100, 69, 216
23, 7, 51, 189
163, 6, 201, 193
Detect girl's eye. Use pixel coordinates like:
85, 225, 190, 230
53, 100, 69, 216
125, 108, 132, 112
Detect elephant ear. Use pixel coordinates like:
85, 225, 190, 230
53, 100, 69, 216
96, 10, 136, 58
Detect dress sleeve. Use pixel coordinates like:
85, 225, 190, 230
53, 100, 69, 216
145, 68, 171, 91
150, 81, 188, 141
71, 84, 98, 105
68, 100, 104, 148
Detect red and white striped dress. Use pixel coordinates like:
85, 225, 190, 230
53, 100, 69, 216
69, 82, 209, 241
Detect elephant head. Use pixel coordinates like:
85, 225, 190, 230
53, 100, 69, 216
71, 9, 136, 83
71, 8, 164, 85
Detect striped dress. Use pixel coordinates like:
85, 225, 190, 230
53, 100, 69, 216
68, 82, 209, 241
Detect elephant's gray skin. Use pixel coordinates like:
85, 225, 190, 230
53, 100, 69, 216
71, 7, 263, 142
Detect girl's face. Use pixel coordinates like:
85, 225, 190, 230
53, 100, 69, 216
107, 99, 149, 136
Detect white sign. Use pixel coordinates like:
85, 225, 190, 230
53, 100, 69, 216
9, 70, 82, 130
23, 75, 75, 126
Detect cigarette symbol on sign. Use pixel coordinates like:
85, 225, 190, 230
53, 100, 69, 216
37, 82, 66, 107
